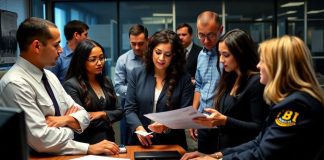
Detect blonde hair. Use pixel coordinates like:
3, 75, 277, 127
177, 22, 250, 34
259, 35, 324, 105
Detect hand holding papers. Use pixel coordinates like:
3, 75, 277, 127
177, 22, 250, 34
135, 130, 154, 137
148, 122, 169, 133
193, 108, 227, 128
134, 126, 153, 146
144, 106, 215, 129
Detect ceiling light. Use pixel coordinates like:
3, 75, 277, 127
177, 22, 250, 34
287, 17, 298, 20
278, 10, 297, 16
280, 2, 304, 8
152, 13, 172, 17
141, 17, 173, 25
307, 9, 324, 14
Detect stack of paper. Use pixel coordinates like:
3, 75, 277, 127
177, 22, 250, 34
144, 106, 214, 129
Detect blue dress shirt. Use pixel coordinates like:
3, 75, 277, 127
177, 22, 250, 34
48, 45, 73, 84
114, 50, 144, 98
195, 47, 221, 112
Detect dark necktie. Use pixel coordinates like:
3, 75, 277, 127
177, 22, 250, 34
184, 49, 189, 59
42, 72, 61, 116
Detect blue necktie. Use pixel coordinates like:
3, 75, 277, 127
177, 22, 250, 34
42, 72, 61, 116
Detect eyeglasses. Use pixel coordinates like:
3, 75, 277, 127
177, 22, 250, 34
197, 32, 217, 40
87, 56, 106, 64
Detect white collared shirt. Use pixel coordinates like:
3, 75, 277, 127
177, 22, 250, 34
0, 57, 90, 155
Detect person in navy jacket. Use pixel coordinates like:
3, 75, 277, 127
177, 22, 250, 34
125, 29, 194, 149
182, 29, 269, 153
181, 35, 324, 160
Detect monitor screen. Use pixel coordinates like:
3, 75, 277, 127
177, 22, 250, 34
0, 107, 29, 160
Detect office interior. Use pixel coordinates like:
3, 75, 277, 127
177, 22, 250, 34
1, 0, 324, 79
0, 0, 324, 144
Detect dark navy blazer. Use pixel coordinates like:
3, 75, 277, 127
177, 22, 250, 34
124, 66, 194, 149
217, 74, 269, 150
222, 91, 324, 160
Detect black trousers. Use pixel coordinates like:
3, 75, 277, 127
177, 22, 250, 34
198, 128, 219, 154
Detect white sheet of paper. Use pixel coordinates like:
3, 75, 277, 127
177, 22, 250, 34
144, 106, 213, 129
70, 155, 129, 160
134, 130, 154, 137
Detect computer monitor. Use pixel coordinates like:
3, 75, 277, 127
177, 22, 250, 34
0, 107, 29, 160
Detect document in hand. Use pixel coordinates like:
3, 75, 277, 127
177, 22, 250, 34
144, 106, 214, 129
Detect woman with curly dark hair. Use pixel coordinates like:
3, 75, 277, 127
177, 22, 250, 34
125, 29, 194, 149
63, 39, 122, 154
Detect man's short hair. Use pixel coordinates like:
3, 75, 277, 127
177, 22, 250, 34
197, 11, 221, 26
129, 24, 148, 39
176, 23, 193, 35
16, 17, 57, 52
64, 20, 89, 41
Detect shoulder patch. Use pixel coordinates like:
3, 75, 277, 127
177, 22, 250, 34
275, 109, 300, 127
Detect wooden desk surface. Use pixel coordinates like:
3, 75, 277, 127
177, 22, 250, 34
30, 145, 186, 160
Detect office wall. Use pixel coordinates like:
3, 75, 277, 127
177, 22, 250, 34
0, 0, 27, 68
0, 0, 28, 25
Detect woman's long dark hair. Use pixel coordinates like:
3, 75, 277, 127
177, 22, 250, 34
65, 39, 117, 110
214, 29, 259, 110
144, 29, 186, 108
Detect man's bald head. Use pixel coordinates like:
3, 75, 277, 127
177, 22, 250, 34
197, 11, 221, 27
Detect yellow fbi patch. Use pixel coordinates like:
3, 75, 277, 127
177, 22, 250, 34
275, 109, 300, 127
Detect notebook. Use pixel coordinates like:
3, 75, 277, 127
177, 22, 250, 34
134, 150, 181, 160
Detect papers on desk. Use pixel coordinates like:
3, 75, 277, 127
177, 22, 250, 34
70, 155, 129, 160
144, 106, 214, 129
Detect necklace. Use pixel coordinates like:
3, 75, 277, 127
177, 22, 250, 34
89, 81, 105, 99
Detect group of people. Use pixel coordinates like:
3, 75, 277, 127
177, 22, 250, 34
0, 10, 323, 160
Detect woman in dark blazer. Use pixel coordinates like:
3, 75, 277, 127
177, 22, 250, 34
186, 29, 269, 153
63, 40, 122, 153
124, 30, 194, 149
182, 35, 324, 160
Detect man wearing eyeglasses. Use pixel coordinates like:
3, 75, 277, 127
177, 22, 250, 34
114, 24, 148, 145
189, 11, 223, 154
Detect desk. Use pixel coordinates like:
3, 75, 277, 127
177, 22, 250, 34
30, 145, 186, 160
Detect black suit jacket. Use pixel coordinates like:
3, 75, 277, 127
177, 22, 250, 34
63, 77, 123, 144
186, 43, 202, 78
217, 74, 269, 150
124, 67, 194, 149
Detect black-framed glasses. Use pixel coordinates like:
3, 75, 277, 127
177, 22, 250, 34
87, 56, 106, 64
197, 32, 217, 40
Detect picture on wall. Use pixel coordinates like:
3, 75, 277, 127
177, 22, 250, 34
0, 9, 17, 66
